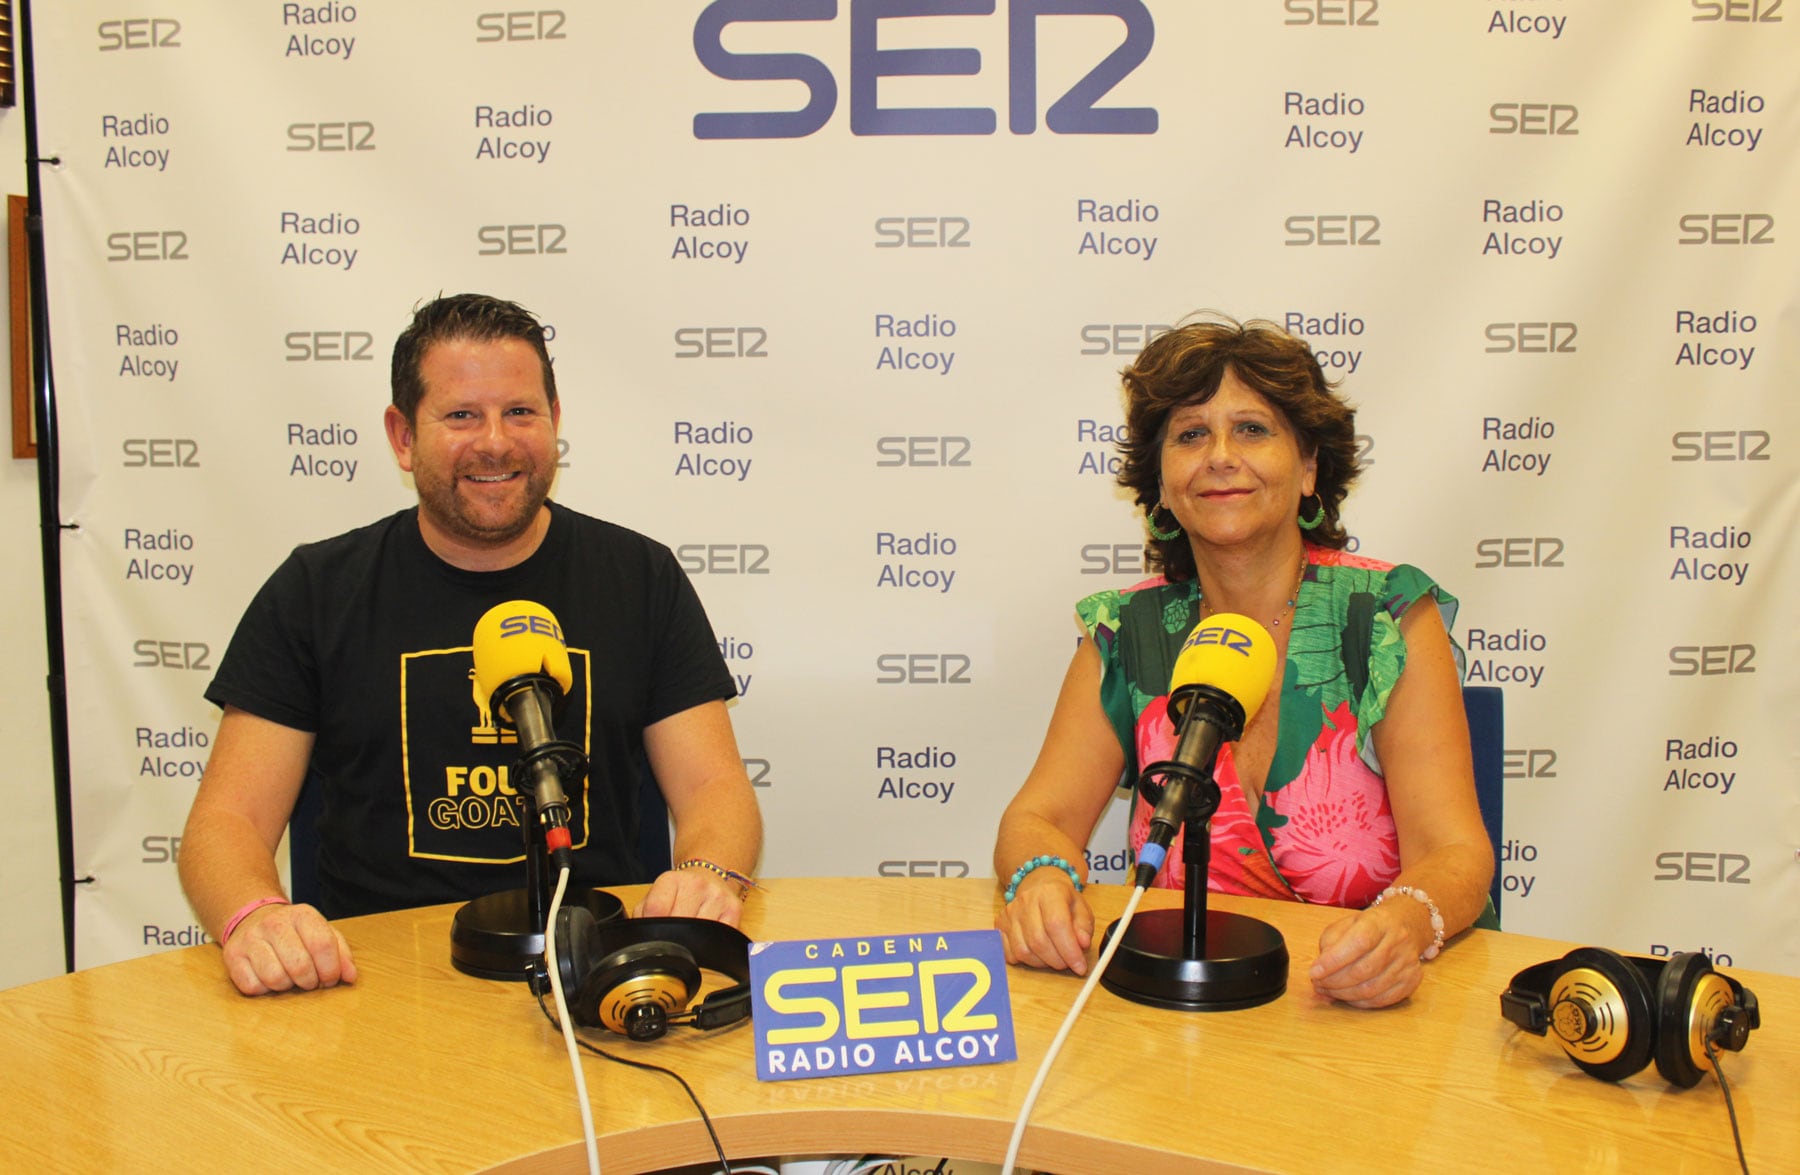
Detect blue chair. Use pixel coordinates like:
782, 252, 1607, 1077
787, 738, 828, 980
1463, 685, 1506, 926
288, 775, 323, 908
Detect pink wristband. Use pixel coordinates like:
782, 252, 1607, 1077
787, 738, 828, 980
221, 896, 290, 945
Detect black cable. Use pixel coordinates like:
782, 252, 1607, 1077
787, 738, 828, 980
535, 991, 736, 1174
18, 0, 83, 977
1703, 1038, 1750, 1175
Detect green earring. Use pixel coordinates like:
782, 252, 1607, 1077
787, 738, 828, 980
1298, 495, 1325, 531
1147, 504, 1182, 542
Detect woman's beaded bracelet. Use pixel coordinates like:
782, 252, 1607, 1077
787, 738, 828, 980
1370, 884, 1446, 961
1004, 855, 1084, 902
676, 857, 759, 898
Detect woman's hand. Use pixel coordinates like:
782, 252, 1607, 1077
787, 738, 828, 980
996, 869, 1096, 975
1309, 903, 1426, 1008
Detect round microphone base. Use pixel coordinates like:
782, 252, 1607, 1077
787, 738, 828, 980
1100, 909, 1288, 1012
450, 886, 625, 981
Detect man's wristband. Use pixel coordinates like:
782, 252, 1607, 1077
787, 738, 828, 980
675, 857, 758, 899
221, 896, 290, 945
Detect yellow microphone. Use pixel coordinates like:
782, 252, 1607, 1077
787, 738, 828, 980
1169, 612, 1277, 726
472, 600, 573, 723
471, 601, 580, 859
1135, 614, 1278, 887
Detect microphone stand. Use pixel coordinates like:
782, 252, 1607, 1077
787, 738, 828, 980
1100, 761, 1288, 1011
449, 677, 622, 982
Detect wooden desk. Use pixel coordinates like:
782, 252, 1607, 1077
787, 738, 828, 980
1, 879, 1793, 1173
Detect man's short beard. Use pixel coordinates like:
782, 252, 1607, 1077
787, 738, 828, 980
415, 465, 554, 546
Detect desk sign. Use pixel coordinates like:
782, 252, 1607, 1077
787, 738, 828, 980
748, 929, 1017, 1082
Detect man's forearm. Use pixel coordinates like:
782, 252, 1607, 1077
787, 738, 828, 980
179, 806, 291, 939
667, 785, 763, 877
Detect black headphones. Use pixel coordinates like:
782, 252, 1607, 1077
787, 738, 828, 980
550, 906, 753, 1041
1500, 947, 1760, 1086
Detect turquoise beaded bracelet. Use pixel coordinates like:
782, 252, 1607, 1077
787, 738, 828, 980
1004, 855, 1084, 902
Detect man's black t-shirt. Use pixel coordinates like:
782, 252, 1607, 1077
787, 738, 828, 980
206, 502, 735, 917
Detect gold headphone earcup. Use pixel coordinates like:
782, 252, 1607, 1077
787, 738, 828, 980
1653, 952, 1732, 1088
1546, 948, 1655, 1082
583, 942, 702, 1041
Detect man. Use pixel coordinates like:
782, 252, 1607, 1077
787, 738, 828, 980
180, 293, 762, 996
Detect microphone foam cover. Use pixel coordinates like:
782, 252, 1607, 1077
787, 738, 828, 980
472, 600, 574, 718
1169, 613, 1277, 723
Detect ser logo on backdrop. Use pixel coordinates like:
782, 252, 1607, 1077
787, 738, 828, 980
678, 543, 772, 575
98, 19, 181, 50
691, 0, 1157, 138
1079, 542, 1143, 576
1677, 212, 1776, 245
475, 10, 567, 41
286, 121, 376, 152
878, 860, 971, 878
1670, 430, 1771, 462
1284, 0, 1379, 24
1284, 214, 1380, 246
1080, 323, 1170, 356
477, 223, 567, 255
1504, 748, 1557, 779
122, 438, 199, 468
876, 654, 972, 685
1689, 0, 1784, 21
285, 329, 375, 362
875, 436, 972, 467
1653, 851, 1751, 884
107, 230, 188, 262
132, 639, 211, 671
675, 326, 767, 358
1668, 644, 1755, 676
1488, 102, 1579, 136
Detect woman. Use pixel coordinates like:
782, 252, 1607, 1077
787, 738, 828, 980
994, 314, 1494, 1009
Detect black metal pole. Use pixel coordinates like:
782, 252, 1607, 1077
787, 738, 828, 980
18, 0, 83, 973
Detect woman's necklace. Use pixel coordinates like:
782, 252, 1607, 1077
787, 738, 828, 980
1198, 551, 1309, 632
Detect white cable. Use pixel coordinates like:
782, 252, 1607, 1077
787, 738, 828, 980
545, 866, 601, 1175
1001, 884, 1150, 1175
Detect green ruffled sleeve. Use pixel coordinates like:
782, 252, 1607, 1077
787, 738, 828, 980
1357, 564, 1463, 751
1075, 589, 1138, 771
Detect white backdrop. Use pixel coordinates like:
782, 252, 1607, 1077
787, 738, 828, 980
29, 2, 1798, 976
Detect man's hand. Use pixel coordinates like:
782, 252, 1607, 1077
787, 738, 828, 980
222, 903, 359, 997
634, 867, 746, 927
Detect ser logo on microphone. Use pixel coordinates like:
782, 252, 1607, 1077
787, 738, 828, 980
497, 613, 564, 643
1183, 625, 1255, 654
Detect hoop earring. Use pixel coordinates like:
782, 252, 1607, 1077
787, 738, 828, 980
1147, 504, 1182, 542
1298, 495, 1325, 531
